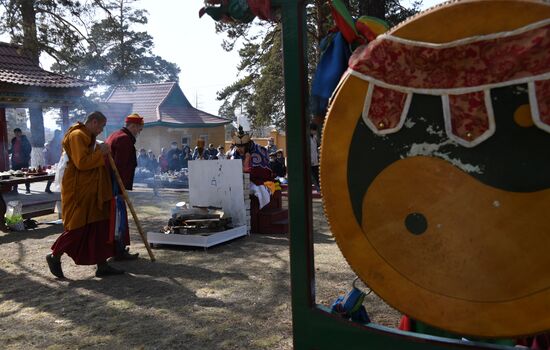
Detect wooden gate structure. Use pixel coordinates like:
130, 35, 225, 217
0, 42, 91, 171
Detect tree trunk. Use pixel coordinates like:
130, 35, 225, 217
358, 0, 386, 20
19, 0, 40, 64
0, 108, 9, 171
28, 107, 44, 147
29, 107, 46, 167
19, 1, 45, 164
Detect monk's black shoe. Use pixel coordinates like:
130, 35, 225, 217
113, 250, 139, 261
46, 254, 64, 279
96, 263, 125, 277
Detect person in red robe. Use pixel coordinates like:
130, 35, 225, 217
46, 111, 122, 278
9, 128, 32, 193
231, 126, 273, 185
105, 113, 144, 260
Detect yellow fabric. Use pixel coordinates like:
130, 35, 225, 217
263, 181, 280, 194
61, 123, 113, 231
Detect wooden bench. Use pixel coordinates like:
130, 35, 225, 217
0, 174, 58, 230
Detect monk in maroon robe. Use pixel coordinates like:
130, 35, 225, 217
105, 113, 144, 260
46, 111, 123, 278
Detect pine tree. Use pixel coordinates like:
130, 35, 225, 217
216, 1, 421, 130
0, 0, 92, 66
52, 0, 180, 97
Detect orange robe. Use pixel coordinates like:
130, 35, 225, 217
61, 123, 112, 230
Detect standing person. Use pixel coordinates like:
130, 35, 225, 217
105, 113, 144, 261
137, 148, 149, 168
167, 141, 182, 170
192, 139, 207, 160
158, 147, 169, 173
9, 128, 32, 193
45, 129, 62, 165
273, 150, 287, 178
310, 123, 320, 191
267, 137, 278, 155
44, 129, 63, 193
180, 145, 191, 168
46, 111, 121, 278
147, 150, 158, 173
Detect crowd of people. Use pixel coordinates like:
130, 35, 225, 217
8, 124, 296, 192
133, 137, 287, 180
40, 113, 291, 279
2, 114, 299, 281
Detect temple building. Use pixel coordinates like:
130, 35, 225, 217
100, 82, 230, 153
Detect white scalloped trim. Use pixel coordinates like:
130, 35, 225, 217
361, 83, 412, 135
529, 80, 550, 133
440, 91, 496, 148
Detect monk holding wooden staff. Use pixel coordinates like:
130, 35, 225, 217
46, 111, 124, 278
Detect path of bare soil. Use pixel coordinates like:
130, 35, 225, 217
0, 187, 400, 349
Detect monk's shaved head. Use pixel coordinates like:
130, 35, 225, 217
84, 111, 107, 137
85, 111, 107, 124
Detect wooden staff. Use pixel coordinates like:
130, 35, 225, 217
108, 154, 156, 262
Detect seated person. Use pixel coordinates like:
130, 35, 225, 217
269, 152, 286, 178
274, 149, 286, 178
216, 145, 225, 159
206, 143, 217, 159
232, 126, 273, 185
192, 139, 207, 160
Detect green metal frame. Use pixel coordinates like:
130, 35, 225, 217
275, 1, 511, 349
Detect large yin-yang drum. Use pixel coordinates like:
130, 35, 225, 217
320, 0, 550, 338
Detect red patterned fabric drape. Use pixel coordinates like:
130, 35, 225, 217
349, 19, 550, 146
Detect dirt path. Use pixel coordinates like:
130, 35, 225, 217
0, 188, 400, 349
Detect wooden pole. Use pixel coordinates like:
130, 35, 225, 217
0, 107, 9, 171
108, 154, 156, 262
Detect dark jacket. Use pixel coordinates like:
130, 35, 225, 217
270, 159, 286, 178
105, 128, 137, 190
10, 135, 32, 168
167, 148, 183, 170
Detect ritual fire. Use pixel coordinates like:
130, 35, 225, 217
162, 206, 233, 235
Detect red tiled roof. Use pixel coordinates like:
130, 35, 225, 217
105, 82, 174, 122
105, 82, 230, 126
159, 106, 228, 125
96, 102, 133, 126
0, 42, 92, 88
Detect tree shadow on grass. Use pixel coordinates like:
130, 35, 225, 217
1, 222, 295, 349
0, 264, 250, 349
0, 223, 61, 245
